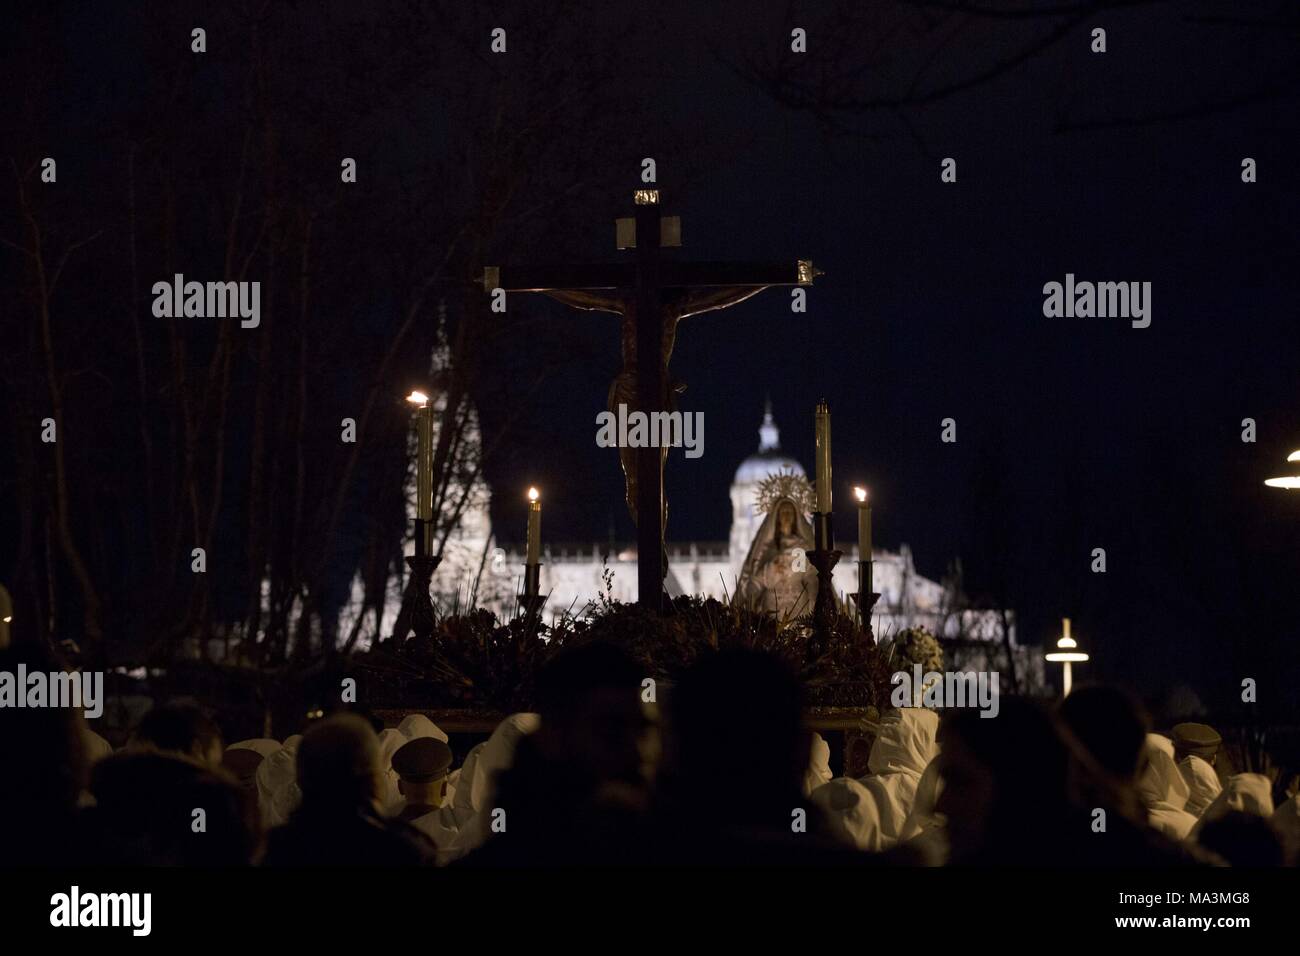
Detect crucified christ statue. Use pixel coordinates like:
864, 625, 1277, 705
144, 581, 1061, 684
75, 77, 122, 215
485, 189, 817, 609
544, 286, 768, 552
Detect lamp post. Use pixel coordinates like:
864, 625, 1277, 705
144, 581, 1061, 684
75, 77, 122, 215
1044, 617, 1089, 697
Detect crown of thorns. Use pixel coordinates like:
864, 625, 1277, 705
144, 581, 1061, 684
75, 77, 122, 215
755, 469, 816, 516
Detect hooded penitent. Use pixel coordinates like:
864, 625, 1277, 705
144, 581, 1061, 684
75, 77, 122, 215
803, 732, 832, 797
809, 777, 877, 850
1178, 754, 1221, 818
433, 713, 539, 863
1136, 734, 1197, 840
1270, 794, 1300, 864
255, 734, 303, 829
1189, 772, 1275, 841
857, 708, 940, 850
221, 747, 265, 790
228, 738, 283, 759
814, 709, 938, 852
375, 728, 408, 810
397, 714, 449, 744
379, 715, 455, 814
898, 757, 947, 865
461, 713, 539, 813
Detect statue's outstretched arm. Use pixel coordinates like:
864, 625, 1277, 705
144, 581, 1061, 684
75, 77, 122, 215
675, 286, 768, 319
543, 289, 626, 315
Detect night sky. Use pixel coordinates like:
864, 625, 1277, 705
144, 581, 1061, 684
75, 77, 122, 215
481, 3, 1300, 715
4, 2, 1299, 716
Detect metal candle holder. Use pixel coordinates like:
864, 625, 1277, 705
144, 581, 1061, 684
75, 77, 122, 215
806, 511, 842, 654
849, 559, 880, 646
519, 562, 545, 621
391, 517, 439, 644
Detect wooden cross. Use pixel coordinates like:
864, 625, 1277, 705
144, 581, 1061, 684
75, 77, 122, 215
483, 190, 818, 611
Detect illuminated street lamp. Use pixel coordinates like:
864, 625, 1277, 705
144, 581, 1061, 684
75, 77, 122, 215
1045, 617, 1089, 696
1264, 450, 1300, 489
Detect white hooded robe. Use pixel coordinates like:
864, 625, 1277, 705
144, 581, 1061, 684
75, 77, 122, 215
1178, 754, 1221, 818
1189, 772, 1274, 841
1136, 734, 1197, 840
812, 708, 939, 852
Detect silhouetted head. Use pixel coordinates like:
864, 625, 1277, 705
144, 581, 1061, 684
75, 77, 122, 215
296, 713, 382, 811
1197, 811, 1285, 867
671, 648, 809, 802
134, 700, 224, 768
318, 701, 383, 734
1057, 684, 1149, 782
936, 698, 1072, 863
534, 641, 650, 785
90, 751, 257, 865
1171, 722, 1222, 766
392, 736, 454, 809
0, 644, 87, 863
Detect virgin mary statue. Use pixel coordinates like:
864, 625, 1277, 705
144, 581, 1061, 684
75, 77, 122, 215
735, 471, 819, 618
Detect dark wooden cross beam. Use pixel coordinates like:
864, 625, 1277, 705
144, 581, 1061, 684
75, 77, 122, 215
484, 190, 817, 612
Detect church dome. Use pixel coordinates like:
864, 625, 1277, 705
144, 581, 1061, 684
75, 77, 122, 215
733, 401, 805, 485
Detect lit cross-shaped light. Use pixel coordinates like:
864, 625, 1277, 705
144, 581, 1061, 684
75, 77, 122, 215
1265, 449, 1300, 489
1045, 617, 1089, 696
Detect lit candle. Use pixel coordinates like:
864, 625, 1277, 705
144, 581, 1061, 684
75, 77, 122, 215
815, 400, 832, 513
526, 487, 541, 565
854, 486, 872, 586
406, 391, 433, 553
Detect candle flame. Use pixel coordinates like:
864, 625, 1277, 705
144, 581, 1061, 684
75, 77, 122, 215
853, 486, 867, 503
405, 390, 429, 406
1288, 450, 1300, 462
1265, 476, 1300, 488
527, 487, 540, 502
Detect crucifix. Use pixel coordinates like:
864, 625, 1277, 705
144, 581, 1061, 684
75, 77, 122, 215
484, 189, 818, 611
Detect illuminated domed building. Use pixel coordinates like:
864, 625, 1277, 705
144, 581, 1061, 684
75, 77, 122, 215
729, 400, 806, 561
495, 402, 1018, 649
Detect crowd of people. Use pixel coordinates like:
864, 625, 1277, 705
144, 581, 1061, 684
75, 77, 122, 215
2, 639, 1297, 868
